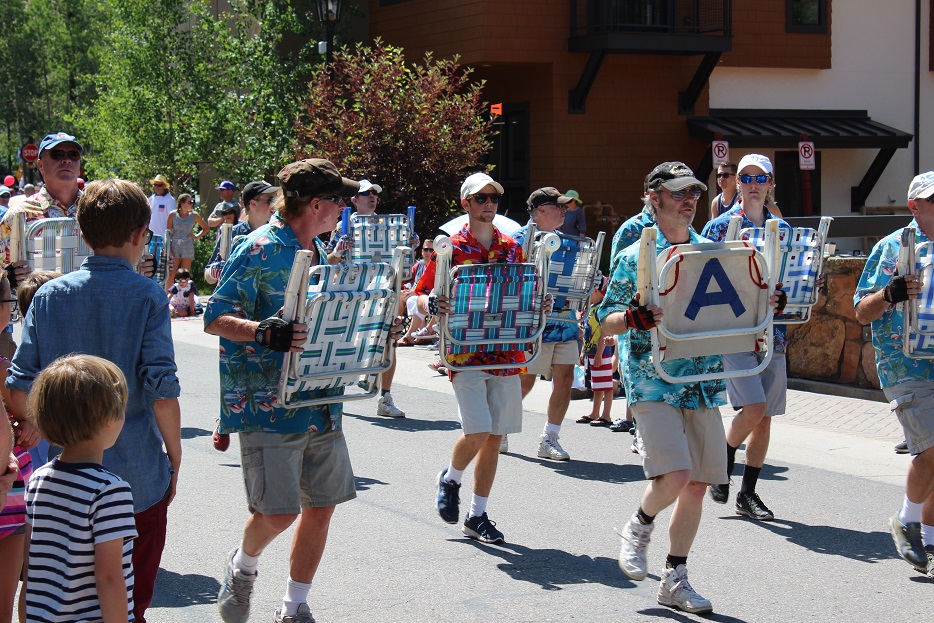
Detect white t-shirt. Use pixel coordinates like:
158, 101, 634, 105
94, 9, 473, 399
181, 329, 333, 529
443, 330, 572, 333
26, 459, 137, 623
149, 192, 176, 236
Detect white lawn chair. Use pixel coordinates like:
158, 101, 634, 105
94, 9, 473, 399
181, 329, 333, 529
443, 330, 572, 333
341, 205, 416, 273
145, 228, 171, 289
726, 216, 832, 324
8, 215, 91, 274
276, 248, 404, 408
433, 232, 560, 372
637, 223, 778, 384
898, 227, 934, 358
522, 224, 605, 322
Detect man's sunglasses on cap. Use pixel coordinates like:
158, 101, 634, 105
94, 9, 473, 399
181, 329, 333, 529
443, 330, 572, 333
47, 149, 81, 162
471, 193, 502, 205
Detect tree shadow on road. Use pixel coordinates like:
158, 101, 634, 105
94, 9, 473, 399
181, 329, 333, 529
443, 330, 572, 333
637, 606, 751, 622
181, 426, 211, 439
345, 412, 462, 432
720, 516, 893, 563
151, 568, 220, 608
452, 539, 634, 590
507, 453, 645, 484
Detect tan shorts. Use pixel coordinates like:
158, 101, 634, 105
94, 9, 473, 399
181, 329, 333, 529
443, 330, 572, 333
452, 370, 523, 435
630, 401, 727, 484
239, 430, 356, 515
525, 340, 580, 378
883, 380, 934, 456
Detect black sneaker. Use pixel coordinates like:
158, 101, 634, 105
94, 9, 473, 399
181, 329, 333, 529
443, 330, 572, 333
436, 470, 460, 525
462, 512, 504, 544
709, 482, 729, 505
895, 441, 909, 454
888, 513, 927, 570
735, 491, 775, 521
609, 419, 633, 433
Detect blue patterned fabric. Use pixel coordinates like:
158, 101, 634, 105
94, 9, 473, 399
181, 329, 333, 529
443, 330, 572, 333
609, 206, 656, 278
512, 223, 578, 342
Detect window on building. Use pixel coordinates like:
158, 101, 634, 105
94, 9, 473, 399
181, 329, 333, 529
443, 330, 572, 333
786, 0, 828, 34
486, 103, 530, 220
775, 151, 822, 217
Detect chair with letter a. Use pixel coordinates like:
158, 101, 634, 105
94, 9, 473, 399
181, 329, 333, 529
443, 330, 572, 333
433, 232, 560, 372
898, 226, 934, 358
8, 214, 91, 274
276, 248, 404, 408
636, 223, 779, 384
522, 224, 606, 323
341, 205, 416, 273
726, 215, 832, 324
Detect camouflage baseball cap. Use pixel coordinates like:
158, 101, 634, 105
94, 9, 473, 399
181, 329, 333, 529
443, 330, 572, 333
276, 159, 359, 198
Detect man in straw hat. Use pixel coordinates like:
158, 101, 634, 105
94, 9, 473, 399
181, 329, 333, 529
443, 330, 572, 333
148, 174, 175, 237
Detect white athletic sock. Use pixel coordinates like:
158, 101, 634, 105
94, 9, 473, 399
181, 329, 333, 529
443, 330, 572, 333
445, 464, 464, 485
234, 548, 259, 574
468, 494, 488, 518
281, 577, 312, 616
921, 524, 934, 548
899, 495, 924, 525
543, 423, 561, 437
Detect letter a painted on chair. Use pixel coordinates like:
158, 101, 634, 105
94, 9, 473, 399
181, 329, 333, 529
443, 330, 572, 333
684, 258, 746, 321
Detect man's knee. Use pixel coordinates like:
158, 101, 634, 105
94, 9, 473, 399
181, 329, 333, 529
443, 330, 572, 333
551, 364, 574, 390
255, 511, 299, 533
656, 469, 693, 493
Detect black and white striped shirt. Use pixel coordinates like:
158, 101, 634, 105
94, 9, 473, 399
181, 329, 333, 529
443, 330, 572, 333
25, 459, 137, 623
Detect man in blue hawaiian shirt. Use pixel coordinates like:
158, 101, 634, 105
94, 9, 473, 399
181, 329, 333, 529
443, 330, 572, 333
856, 171, 934, 577
701, 154, 792, 521
597, 161, 726, 614
512, 187, 578, 460
205, 159, 362, 623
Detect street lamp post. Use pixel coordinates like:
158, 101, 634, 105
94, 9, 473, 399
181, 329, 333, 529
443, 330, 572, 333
315, 0, 344, 65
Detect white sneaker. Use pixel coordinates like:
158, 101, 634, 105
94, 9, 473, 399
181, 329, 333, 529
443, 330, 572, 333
537, 432, 570, 461
617, 513, 653, 580
376, 393, 405, 418
657, 564, 713, 614
499, 435, 509, 454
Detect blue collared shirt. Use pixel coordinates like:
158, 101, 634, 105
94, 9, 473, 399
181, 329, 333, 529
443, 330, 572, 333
7, 255, 180, 513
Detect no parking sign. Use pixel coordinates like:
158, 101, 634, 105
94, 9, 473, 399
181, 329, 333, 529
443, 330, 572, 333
712, 140, 729, 167
798, 141, 815, 170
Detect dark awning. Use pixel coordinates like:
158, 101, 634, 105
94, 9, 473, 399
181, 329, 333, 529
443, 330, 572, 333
687, 109, 912, 150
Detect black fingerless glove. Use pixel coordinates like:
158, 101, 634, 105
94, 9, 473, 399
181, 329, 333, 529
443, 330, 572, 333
625, 305, 656, 331
883, 275, 910, 304
427, 294, 439, 316
5, 264, 17, 289
775, 289, 788, 314
255, 317, 296, 352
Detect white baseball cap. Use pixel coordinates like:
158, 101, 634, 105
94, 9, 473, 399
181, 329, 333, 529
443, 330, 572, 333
460, 172, 504, 200
907, 172, 934, 201
357, 179, 383, 194
737, 154, 773, 175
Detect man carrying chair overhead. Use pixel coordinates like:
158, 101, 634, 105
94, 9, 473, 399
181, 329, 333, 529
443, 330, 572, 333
856, 171, 934, 578
206, 159, 401, 623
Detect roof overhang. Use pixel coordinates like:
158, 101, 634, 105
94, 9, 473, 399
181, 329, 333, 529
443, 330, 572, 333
687, 109, 913, 150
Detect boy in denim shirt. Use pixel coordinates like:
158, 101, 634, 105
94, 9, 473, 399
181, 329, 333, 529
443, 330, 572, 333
7, 179, 181, 623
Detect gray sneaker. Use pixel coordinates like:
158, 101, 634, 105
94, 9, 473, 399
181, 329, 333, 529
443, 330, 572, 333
617, 513, 653, 581
888, 513, 927, 570
274, 603, 316, 623
657, 565, 713, 614
376, 392, 405, 418
499, 434, 509, 454
218, 549, 257, 623
538, 433, 570, 461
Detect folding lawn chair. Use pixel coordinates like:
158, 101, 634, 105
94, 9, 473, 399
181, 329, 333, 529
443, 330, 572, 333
276, 248, 404, 408
898, 226, 934, 358
433, 232, 560, 372
341, 205, 416, 273
726, 216, 832, 324
637, 223, 778, 384
9, 214, 91, 274
145, 228, 171, 289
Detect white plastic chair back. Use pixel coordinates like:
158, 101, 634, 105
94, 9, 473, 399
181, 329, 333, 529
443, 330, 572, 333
727, 215, 831, 324
11, 216, 91, 275
636, 224, 777, 383
434, 232, 559, 372
341, 206, 415, 273
276, 248, 403, 408
898, 227, 934, 358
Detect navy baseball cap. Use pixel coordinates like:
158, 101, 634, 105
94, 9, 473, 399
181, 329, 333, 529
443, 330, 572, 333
38, 132, 82, 155
216, 180, 237, 191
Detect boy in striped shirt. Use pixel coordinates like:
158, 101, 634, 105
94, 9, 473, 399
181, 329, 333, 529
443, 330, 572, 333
24, 355, 137, 623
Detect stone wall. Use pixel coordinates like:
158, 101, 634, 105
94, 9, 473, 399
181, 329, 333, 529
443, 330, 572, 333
785, 256, 880, 389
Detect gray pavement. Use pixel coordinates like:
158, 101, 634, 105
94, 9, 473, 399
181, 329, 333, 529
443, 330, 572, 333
143, 320, 927, 622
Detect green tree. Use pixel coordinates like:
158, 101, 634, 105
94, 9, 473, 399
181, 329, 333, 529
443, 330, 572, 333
294, 39, 496, 235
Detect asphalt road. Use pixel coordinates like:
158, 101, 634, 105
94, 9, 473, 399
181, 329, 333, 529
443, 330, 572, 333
144, 320, 929, 622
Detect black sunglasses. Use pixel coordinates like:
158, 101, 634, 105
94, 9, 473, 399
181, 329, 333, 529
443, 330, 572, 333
357, 190, 378, 197
471, 193, 502, 205
47, 149, 81, 162
716, 172, 735, 179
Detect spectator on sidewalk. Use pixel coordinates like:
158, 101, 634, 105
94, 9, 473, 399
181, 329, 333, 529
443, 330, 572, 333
559, 189, 587, 237
855, 170, 934, 577
207, 180, 240, 228
148, 174, 175, 238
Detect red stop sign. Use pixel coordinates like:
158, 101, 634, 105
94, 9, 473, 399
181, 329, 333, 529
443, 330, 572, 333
22, 144, 39, 162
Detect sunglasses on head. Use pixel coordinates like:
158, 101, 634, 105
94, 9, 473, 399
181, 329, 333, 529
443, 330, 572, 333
739, 174, 770, 184
716, 172, 735, 179
357, 189, 378, 197
471, 193, 502, 205
666, 187, 703, 201
47, 149, 81, 162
